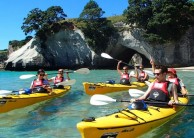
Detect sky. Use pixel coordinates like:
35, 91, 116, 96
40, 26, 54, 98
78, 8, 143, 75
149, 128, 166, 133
0, 0, 128, 50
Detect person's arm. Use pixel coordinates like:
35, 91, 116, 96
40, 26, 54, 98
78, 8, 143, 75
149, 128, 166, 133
136, 82, 154, 100
117, 60, 122, 75
150, 58, 155, 73
48, 77, 55, 82
42, 79, 52, 93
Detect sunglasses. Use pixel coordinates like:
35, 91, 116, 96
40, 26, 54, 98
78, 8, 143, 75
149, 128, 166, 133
39, 74, 45, 76
58, 71, 63, 74
154, 73, 162, 76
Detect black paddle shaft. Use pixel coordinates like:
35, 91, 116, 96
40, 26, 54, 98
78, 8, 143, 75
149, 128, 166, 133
117, 100, 194, 106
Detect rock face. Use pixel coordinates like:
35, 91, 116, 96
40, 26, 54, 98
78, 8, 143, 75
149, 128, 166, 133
4, 25, 194, 70
5, 29, 96, 70
108, 26, 194, 67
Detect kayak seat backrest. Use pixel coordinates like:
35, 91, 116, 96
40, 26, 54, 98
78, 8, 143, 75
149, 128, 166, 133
128, 100, 148, 111
106, 80, 115, 84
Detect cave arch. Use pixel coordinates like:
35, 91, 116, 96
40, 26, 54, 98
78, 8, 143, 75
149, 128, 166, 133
115, 47, 151, 68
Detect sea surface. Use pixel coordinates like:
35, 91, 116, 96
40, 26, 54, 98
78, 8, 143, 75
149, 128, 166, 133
0, 69, 194, 138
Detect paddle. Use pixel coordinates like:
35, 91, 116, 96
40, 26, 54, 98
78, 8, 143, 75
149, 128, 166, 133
90, 94, 194, 106
101, 53, 154, 77
101, 53, 132, 66
19, 68, 90, 79
128, 89, 145, 97
129, 89, 194, 97
0, 79, 76, 96
55, 79, 76, 86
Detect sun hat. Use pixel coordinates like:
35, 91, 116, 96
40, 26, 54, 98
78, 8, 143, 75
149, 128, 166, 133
168, 68, 177, 75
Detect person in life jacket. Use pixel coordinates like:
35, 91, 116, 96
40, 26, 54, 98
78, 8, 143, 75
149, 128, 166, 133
137, 65, 149, 82
48, 69, 70, 88
117, 61, 131, 85
30, 69, 52, 93
167, 68, 187, 95
132, 65, 179, 106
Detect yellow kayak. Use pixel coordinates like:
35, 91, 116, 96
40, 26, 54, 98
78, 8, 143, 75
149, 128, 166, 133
0, 86, 71, 113
77, 96, 188, 138
83, 80, 154, 95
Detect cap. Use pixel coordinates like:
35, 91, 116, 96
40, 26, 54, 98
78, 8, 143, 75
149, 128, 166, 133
37, 69, 45, 74
168, 68, 176, 75
58, 69, 63, 72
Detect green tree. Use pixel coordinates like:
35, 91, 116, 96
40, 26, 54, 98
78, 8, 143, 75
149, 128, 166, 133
79, 0, 116, 53
21, 6, 67, 42
124, 0, 194, 43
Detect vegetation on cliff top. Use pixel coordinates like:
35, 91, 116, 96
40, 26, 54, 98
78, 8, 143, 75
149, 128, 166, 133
0, 50, 7, 62
124, 0, 194, 43
9, 0, 194, 51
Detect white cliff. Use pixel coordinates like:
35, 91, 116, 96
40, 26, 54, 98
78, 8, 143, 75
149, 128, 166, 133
4, 25, 194, 70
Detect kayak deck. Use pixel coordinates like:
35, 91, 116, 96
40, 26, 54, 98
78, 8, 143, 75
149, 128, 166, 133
83, 79, 154, 95
0, 86, 71, 113
77, 96, 188, 138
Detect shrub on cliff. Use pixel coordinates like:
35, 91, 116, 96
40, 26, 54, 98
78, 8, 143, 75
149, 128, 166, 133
124, 0, 194, 43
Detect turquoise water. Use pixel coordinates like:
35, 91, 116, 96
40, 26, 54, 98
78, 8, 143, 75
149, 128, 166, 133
0, 69, 194, 138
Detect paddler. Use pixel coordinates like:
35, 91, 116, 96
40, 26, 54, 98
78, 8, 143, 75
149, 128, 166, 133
117, 60, 131, 85
167, 68, 188, 95
30, 69, 52, 93
133, 65, 179, 106
150, 59, 187, 95
48, 69, 70, 88
137, 65, 149, 82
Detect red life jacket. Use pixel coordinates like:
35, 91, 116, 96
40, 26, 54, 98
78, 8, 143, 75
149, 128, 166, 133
121, 73, 129, 80
54, 76, 64, 84
148, 81, 170, 102
168, 77, 181, 93
138, 71, 145, 80
168, 77, 179, 85
32, 79, 44, 88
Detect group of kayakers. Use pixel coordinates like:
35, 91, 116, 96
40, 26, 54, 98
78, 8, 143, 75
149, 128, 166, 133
30, 68, 70, 94
28, 57, 187, 106
117, 60, 149, 84
117, 59, 188, 106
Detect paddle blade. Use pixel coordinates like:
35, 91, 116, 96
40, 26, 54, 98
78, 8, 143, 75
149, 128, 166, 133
75, 68, 90, 74
101, 53, 113, 59
19, 74, 36, 79
56, 79, 76, 86
0, 90, 12, 95
90, 94, 116, 105
129, 89, 145, 97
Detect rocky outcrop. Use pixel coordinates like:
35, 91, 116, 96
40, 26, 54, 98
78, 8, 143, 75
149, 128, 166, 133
5, 29, 98, 70
109, 26, 194, 67
4, 24, 194, 70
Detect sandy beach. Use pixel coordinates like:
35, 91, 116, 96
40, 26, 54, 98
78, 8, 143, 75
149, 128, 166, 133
175, 66, 194, 70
